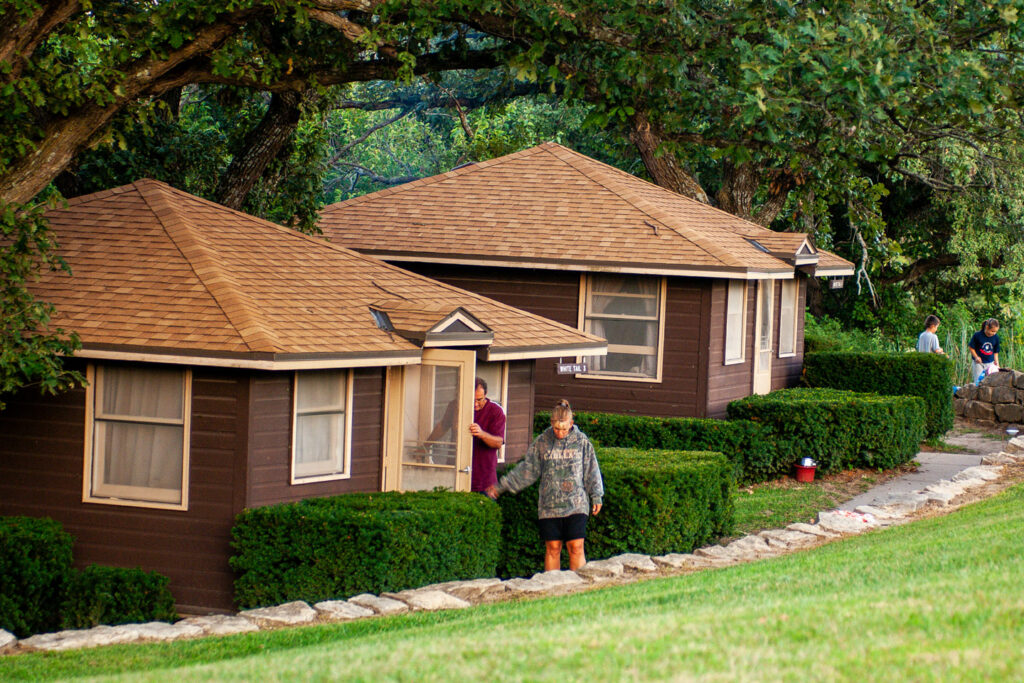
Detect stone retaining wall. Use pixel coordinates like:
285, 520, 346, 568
954, 369, 1024, 425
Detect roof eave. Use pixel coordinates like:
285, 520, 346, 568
70, 345, 423, 370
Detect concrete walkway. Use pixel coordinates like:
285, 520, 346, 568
839, 430, 1007, 511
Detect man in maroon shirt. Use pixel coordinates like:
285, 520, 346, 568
469, 377, 506, 492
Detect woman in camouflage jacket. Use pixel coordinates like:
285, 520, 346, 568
486, 400, 603, 571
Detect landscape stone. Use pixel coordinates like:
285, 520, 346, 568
20, 625, 140, 652
953, 398, 967, 416
180, 615, 260, 636
758, 528, 821, 549
982, 453, 1019, 465
879, 492, 931, 514
953, 466, 1001, 482
989, 386, 1018, 404
981, 371, 1014, 387
313, 600, 375, 621
607, 553, 659, 573
651, 553, 703, 569
504, 570, 584, 595
382, 589, 471, 611
976, 387, 994, 403
786, 522, 838, 538
112, 621, 204, 643
694, 544, 742, 561
925, 480, 967, 499
1014, 372, 1024, 389
239, 600, 318, 627
348, 594, 409, 616
0, 629, 16, 652
727, 534, 778, 557
576, 559, 626, 579
816, 510, 878, 534
995, 403, 1024, 423
420, 578, 504, 601
964, 400, 996, 421
1005, 435, 1024, 453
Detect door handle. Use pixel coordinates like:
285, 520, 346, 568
459, 466, 471, 473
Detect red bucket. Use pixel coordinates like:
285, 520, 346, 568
794, 465, 816, 482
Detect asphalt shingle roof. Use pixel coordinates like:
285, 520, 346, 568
35, 180, 604, 368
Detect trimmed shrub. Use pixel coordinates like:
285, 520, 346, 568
231, 491, 501, 609
535, 411, 776, 484
497, 448, 734, 578
727, 388, 926, 474
803, 351, 954, 438
61, 565, 176, 629
0, 516, 73, 637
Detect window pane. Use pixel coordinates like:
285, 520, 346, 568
587, 352, 657, 376
296, 413, 345, 469
779, 280, 796, 354
587, 319, 658, 350
475, 362, 504, 403
101, 366, 183, 420
296, 370, 347, 412
590, 294, 658, 317
725, 281, 745, 362
759, 282, 773, 352
99, 421, 183, 490
590, 274, 657, 296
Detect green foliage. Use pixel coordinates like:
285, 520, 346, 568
0, 200, 83, 408
61, 565, 176, 630
727, 388, 926, 474
230, 491, 501, 609
534, 411, 775, 484
0, 516, 73, 637
803, 352, 954, 438
803, 313, 898, 355
496, 448, 734, 578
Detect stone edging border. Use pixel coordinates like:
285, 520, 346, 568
6, 439, 1024, 655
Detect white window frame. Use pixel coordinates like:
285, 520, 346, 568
291, 370, 354, 484
82, 364, 191, 511
577, 274, 667, 383
778, 278, 799, 358
724, 280, 748, 365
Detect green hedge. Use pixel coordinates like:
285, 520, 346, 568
727, 388, 926, 474
61, 565, 176, 629
803, 351, 953, 438
0, 516, 73, 637
497, 448, 734, 578
231, 491, 502, 609
534, 411, 775, 484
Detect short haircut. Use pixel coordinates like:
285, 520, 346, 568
924, 315, 940, 328
474, 377, 487, 393
551, 399, 573, 424
984, 318, 1000, 331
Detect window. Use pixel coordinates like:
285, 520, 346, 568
84, 364, 190, 509
725, 281, 747, 364
778, 279, 799, 357
292, 370, 352, 483
475, 361, 508, 462
580, 274, 665, 381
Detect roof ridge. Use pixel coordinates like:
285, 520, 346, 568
321, 144, 553, 214
59, 183, 138, 208
134, 181, 283, 353
545, 145, 749, 269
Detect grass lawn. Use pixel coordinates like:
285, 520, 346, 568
6, 481, 1024, 681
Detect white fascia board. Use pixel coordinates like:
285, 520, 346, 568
73, 348, 423, 370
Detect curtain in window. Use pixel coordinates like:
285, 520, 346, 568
779, 280, 797, 355
97, 366, 184, 491
725, 281, 745, 362
295, 371, 347, 476
585, 275, 660, 377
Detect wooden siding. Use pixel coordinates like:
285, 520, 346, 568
402, 264, 709, 418
502, 360, 535, 462
245, 367, 385, 508
705, 281, 757, 418
0, 362, 249, 613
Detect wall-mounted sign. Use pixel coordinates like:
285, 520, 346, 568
829, 277, 845, 289
556, 362, 587, 375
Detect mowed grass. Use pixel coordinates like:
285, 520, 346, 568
6, 482, 1024, 682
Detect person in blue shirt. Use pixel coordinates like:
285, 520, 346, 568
968, 318, 1001, 384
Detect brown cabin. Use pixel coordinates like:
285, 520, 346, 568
0, 180, 604, 612
318, 142, 855, 419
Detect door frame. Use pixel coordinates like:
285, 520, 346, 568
752, 280, 774, 394
382, 349, 475, 492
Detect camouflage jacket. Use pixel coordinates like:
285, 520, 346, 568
497, 425, 603, 519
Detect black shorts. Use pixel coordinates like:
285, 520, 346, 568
536, 514, 588, 542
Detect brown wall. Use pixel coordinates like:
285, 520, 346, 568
771, 275, 807, 390
705, 281, 757, 418
403, 264, 711, 418
245, 367, 385, 508
0, 362, 249, 613
502, 360, 535, 462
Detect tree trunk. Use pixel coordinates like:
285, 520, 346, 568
717, 160, 795, 227
628, 112, 709, 203
214, 90, 306, 210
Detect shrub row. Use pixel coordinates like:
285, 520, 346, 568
534, 411, 775, 484
230, 491, 501, 609
496, 448, 734, 578
803, 351, 953, 438
728, 388, 926, 474
0, 516, 176, 637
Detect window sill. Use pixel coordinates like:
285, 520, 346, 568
83, 495, 188, 512
291, 472, 351, 485
723, 358, 746, 366
574, 373, 663, 384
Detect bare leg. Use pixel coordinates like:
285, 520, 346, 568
544, 540, 563, 571
566, 538, 586, 570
